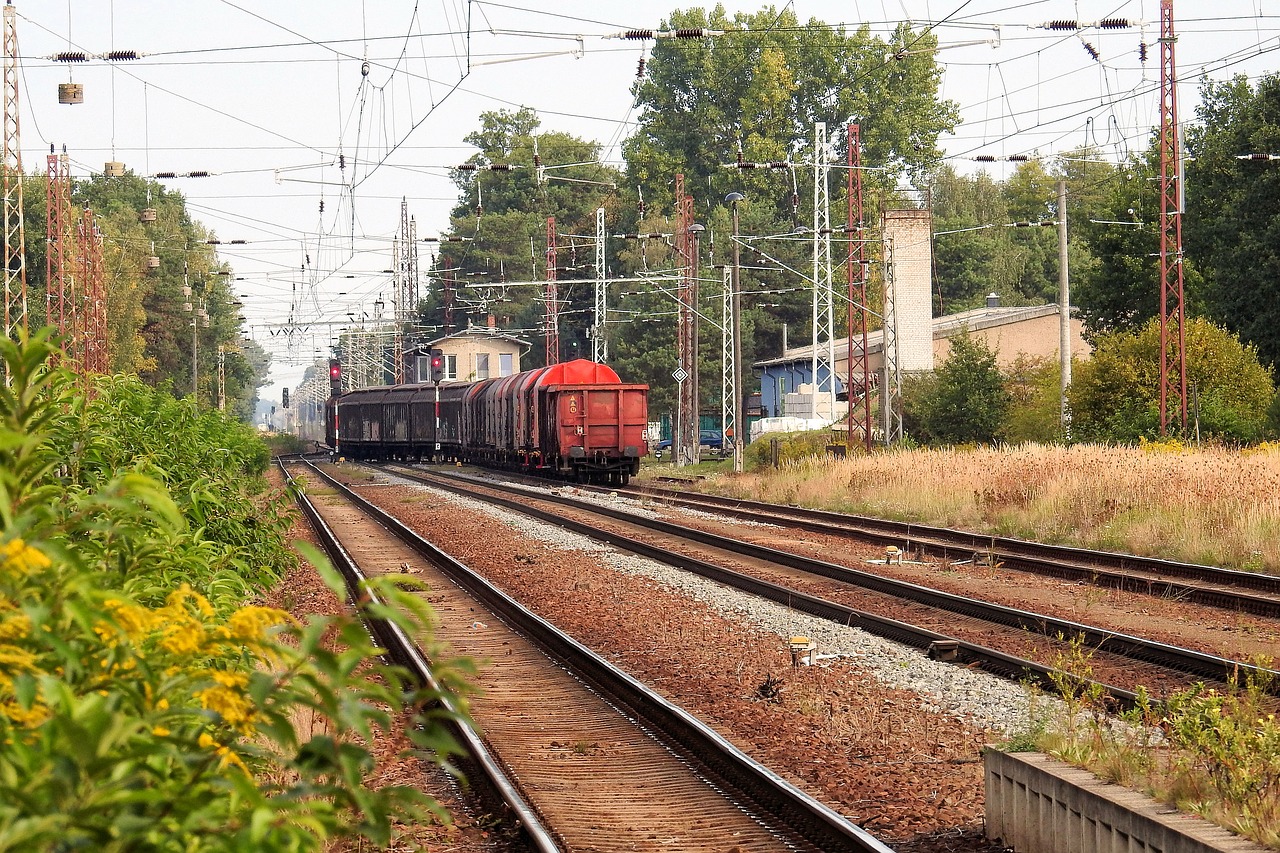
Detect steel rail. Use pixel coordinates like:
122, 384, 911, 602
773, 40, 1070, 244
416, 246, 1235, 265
299, 460, 893, 853
376, 464, 1153, 710
278, 460, 562, 853
633, 483, 1280, 616
390, 465, 1280, 698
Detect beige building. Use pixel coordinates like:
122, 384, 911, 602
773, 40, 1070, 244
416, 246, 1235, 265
413, 326, 530, 383
754, 301, 1091, 419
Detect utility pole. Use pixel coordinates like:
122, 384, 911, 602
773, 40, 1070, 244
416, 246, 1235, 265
2, 2, 27, 345
675, 174, 696, 467
593, 207, 607, 363
720, 265, 736, 463
46, 145, 72, 361
1057, 179, 1071, 430
846, 123, 871, 453
1158, 0, 1188, 435
726, 192, 745, 472
881, 238, 903, 445
811, 122, 836, 424
544, 217, 559, 365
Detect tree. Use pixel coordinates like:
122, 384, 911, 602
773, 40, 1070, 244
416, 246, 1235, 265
909, 330, 1010, 445
1185, 73, 1280, 376
430, 108, 622, 367
1068, 317, 1275, 443
1002, 355, 1064, 444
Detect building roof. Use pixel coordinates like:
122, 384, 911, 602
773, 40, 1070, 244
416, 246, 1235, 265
420, 327, 531, 349
753, 303, 1067, 368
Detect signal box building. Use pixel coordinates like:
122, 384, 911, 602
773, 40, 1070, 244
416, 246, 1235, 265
410, 325, 530, 384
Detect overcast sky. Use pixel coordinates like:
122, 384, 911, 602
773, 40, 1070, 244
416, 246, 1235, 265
14, 1, 1280, 401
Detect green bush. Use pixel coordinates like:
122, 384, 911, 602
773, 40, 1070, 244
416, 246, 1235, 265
0, 330, 471, 851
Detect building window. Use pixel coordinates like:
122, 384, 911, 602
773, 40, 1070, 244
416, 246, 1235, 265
445, 354, 458, 380
416, 355, 429, 383
476, 352, 490, 379
499, 352, 513, 377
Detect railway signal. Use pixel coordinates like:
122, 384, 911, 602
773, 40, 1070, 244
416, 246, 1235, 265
329, 358, 342, 395
430, 348, 445, 384
282, 387, 290, 409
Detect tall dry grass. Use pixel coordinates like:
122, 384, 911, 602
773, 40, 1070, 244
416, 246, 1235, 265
698, 442, 1280, 573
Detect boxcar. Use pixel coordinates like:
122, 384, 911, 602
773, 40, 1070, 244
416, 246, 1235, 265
328, 359, 647, 482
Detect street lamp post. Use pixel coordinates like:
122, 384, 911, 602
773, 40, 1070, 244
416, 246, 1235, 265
725, 192, 745, 473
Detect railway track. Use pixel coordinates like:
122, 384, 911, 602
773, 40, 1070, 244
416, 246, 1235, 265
282, 459, 892, 853
376, 463, 1280, 704
633, 481, 1280, 618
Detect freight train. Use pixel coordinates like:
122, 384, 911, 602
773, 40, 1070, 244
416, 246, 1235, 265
325, 359, 648, 485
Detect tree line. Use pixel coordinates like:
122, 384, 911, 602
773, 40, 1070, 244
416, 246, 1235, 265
419, 7, 1280, 443
18, 170, 267, 421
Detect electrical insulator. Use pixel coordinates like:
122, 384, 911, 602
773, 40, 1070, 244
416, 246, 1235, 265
637, 57, 645, 78
103, 50, 139, 60
1046, 20, 1078, 30
489, 163, 511, 171
623, 30, 654, 40
282, 388, 290, 409
154, 171, 176, 179
361, 60, 369, 76
769, 161, 788, 169
1139, 42, 1148, 64
1008, 154, 1029, 162
53, 51, 89, 62
229, 239, 247, 245
1082, 42, 1099, 61
1098, 18, 1129, 29
975, 155, 996, 162
338, 153, 345, 170
319, 199, 325, 213
673, 28, 706, 38
456, 163, 478, 171
187, 170, 210, 177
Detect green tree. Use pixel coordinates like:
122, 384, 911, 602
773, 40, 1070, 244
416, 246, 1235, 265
1002, 354, 1065, 444
1185, 73, 1280, 375
1068, 317, 1275, 443
430, 108, 622, 367
910, 330, 1010, 444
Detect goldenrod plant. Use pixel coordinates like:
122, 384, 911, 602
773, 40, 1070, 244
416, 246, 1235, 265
0, 329, 473, 851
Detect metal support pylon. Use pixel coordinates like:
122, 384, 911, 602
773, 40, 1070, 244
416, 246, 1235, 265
592, 207, 607, 363
846, 124, 872, 452
1158, 0, 1187, 435
78, 209, 107, 375
2, 3, 27, 344
812, 122, 836, 423
719, 265, 736, 457
544, 216, 559, 365
46, 146, 73, 357
675, 174, 697, 466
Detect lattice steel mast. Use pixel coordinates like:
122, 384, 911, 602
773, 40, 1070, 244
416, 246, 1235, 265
846, 124, 871, 452
3, 2, 26, 343
46, 146, 73, 358
811, 122, 836, 422
592, 207, 607, 363
544, 217, 559, 365
1158, 0, 1187, 435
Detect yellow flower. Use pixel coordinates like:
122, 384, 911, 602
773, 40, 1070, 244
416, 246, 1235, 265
217, 606, 295, 644
157, 698, 169, 711
198, 732, 217, 750
103, 600, 161, 640
159, 617, 206, 656
0, 539, 51, 578
2, 699, 49, 728
197, 676, 256, 734
0, 644, 39, 674
152, 726, 171, 737
0, 614, 31, 642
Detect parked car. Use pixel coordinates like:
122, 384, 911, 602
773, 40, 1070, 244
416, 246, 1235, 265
652, 429, 724, 458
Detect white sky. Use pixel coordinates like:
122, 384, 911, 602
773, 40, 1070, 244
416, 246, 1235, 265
13, 1, 1280, 402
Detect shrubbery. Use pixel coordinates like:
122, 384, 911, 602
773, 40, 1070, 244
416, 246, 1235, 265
0, 330, 469, 851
